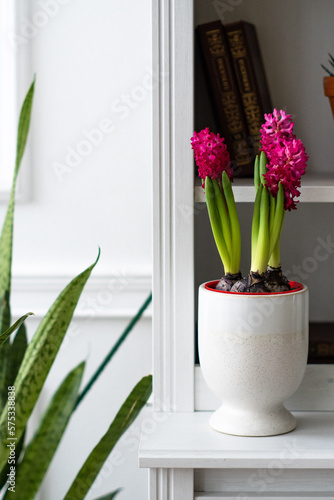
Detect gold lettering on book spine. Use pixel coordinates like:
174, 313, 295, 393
228, 29, 262, 151
206, 28, 248, 164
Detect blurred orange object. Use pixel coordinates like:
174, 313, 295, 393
324, 76, 334, 118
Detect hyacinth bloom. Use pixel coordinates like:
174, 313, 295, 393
191, 128, 240, 278
191, 113, 308, 293
251, 109, 308, 275
191, 128, 233, 186
260, 109, 308, 211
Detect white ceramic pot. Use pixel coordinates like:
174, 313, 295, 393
198, 280, 309, 436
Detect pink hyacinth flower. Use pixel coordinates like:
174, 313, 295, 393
261, 110, 308, 211
191, 128, 233, 187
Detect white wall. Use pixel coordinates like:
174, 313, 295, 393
1, 1, 153, 499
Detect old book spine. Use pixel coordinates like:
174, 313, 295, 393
308, 342, 334, 363
226, 21, 272, 155
308, 322, 334, 364
197, 21, 254, 177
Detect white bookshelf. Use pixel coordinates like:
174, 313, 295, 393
141, 1, 334, 498
195, 173, 334, 203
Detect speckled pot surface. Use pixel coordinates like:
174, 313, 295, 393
198, 281, 309, 437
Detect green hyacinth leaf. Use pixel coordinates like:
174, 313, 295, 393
222, 171, 241, 274
10, 362, 85, 500
212, 179, 232, 258
259, 151, 268, 186
0, 251, 100, 472
205, 177, 230, 272
251, 183, 262, 270
254, 155, 260, 191
252, 186, 270, 274
269, 182, 285, 257
64, 375, 152, 500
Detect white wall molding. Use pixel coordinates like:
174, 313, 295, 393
11, 273, 152, 319
152, 0, 194, 413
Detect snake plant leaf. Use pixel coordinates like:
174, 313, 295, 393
0, 312, 33, 346
92, 490, 122, 500
10, 362, 85, 500
0, 291, 11, 335
0, 341, 11, 413
0, 80, 35, 322
75, 292, 152, 410
0, 323, 29, 487
0, 251, 100, 472
8, 322, 28, 389
64, 375, 152, 500
0, 291, 12, 413
0, 314, 32, 419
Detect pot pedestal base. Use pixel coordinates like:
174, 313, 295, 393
209, 404, 296, 437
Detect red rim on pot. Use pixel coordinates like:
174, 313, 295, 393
204, 280, 304, 295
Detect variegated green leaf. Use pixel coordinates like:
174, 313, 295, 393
64, 375, 152, 500
0, 432, 25, 491
0, 291, 11, 335
93, 490, 122, 500
0, 80, 35, 316
0, 252, 99, 472
0, 313, 33, 346
0, 315, 32, 423
9, 323, 28, 388
0, 339, 11, 412
0, 293, 12, 413
10, 362, 85, 500
0, 322, 29, 488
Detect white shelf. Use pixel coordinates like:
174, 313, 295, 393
139, 411, 334, 469
194, 173, 334, 203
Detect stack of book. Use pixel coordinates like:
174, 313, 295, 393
196, 20, 272, 177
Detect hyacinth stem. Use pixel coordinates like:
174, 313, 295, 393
254, 155, 260, 190
205, 176, 231, 272
212, 179, 232, 257
269, 210, 285, 268
251, 183, 262, 270
269, 182, 284, 256
222, 171, 241, 274
269, 191, 275, 237
259, 151, 268, 186
252, 185, 270, 274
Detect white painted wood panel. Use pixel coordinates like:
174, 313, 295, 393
152, 0, 194, 413
149, 469, 194, 500
11, 273, 152, 320
195, 468, 334, 493
195, 365, 334, 411
139, 411, 334, 470
194, 495, 334, 500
